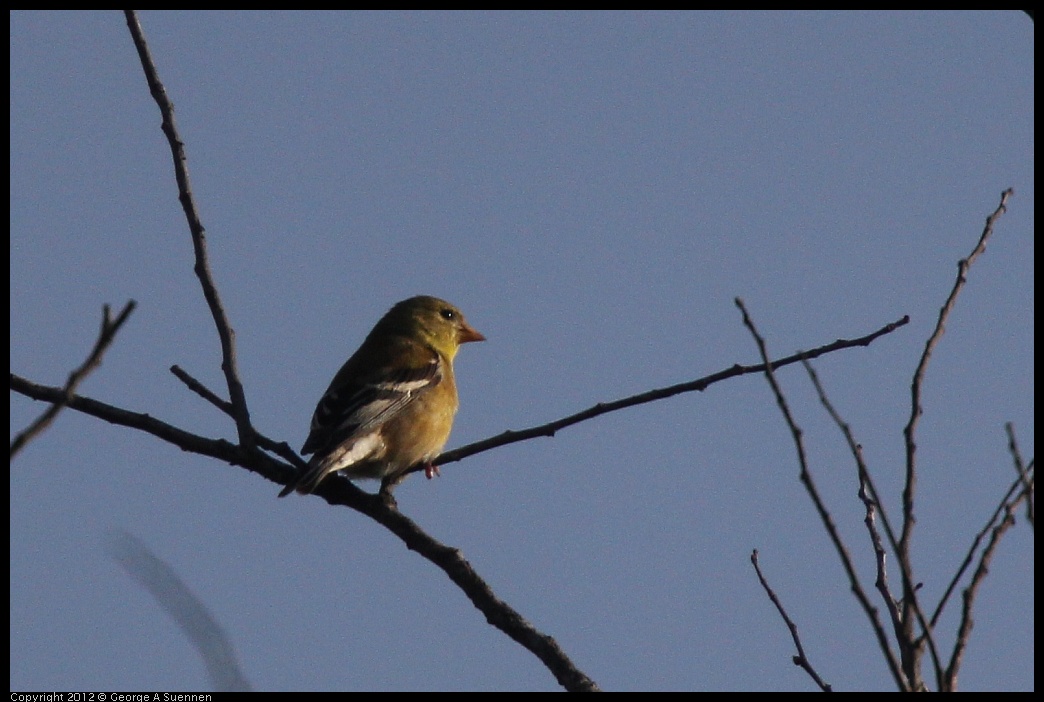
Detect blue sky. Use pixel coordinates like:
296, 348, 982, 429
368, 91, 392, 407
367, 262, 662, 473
10, 11, 1033, 691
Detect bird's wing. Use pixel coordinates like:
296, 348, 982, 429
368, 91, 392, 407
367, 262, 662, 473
301, 347, 442, 457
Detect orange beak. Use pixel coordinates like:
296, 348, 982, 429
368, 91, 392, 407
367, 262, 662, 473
458, 323, 486, 344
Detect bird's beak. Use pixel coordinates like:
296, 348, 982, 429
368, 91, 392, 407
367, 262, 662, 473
458, 323, 486, 344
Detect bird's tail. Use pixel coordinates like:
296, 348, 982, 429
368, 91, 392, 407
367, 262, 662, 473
277, 460, 328, 498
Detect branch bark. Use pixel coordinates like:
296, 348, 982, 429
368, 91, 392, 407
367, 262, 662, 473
10, 301, 136, 459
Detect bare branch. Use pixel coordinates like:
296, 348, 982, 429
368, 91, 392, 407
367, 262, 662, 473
10, 310, 912, 692
170, 364, 235, 416
803, 363, 902, 616
899, 188, 1014, 686
10, 300, 136, 459
116, 12, 597, 685
123, 10, 254, 450
931, 465, 1033, 632
429, 314, 910, 475
803, 360, 943, 688
1005, 423, 1034, 527
943, 467, 1032, 691
9, 372, 600, 691
750, 550, 832, 692
11, 372, 267, 475
736, 298, 908, 691
310, 478, 602, 691
168, 365, 307, 470
14, 308, 906, 693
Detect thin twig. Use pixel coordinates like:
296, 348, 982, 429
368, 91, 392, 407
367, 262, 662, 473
750, 550, 832, 692
12, 311, 910, 497
1005, 423, 1034, 527
428, 314, 910, 475
803, 360, 944, 688
171, 364, 234, 416
11, 372, 258, 471
899, 188, 1013, 686
10, 301, 136, 459
943, 469, 1032, 691
169, 364, 308, 470
123, 10, 254, 450
930, 467, 1032, 632
803, 363, 903, 624
736, 298, 908, 691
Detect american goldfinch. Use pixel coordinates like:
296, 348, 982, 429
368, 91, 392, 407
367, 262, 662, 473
278, 295, 484, 498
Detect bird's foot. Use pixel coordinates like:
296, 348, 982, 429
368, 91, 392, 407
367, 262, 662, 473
424, 463, 441, 479
377, 476, 400, 508
377, 486, 398, 509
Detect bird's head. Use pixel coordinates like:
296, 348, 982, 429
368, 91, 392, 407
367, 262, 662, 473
382, 295, 485, 359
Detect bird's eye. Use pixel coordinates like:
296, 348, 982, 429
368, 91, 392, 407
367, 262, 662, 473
440, 308, 456, 321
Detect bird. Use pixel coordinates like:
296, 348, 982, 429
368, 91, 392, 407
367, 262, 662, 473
278, 295, 485, 498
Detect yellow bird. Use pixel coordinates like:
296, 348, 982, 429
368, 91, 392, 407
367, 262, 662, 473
279, 295, 484, 497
